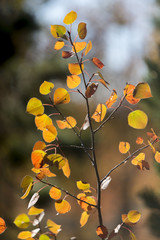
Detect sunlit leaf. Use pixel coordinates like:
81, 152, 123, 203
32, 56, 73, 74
54, 88, 70, 105
55, 199, 71, 214
68, 63, 84, 75
39, 81, 54, 95
101, 176, 112, 190
124, 84, 140, 105
105, 89, 117, 108
76, 180, 90, 190
54, 40, 64, 50
39, 234, 50, 240
50, 25, 66, 38
31, 150, 46, 168
49, 187, 61, 200
85, 40, 92, 56
92, 57, 104, 69
14, 214, 30, 229
62, 51, 73, 59
133, 82, 152, 99
36, 167, 56, 180
43, 124, 57, 143
28, 192, 40, 209
28, 206, 44, 216
119, 142, 130, 154
72, 42, 86, 53
128, 210, 141, 223
47, 219, 61, 235
121, 214, 135, 226
62, 159, 71, 178
80, 211, 89, 227
26, 98, 44, 116
92, 104, 107, 122
56, 116, 77, 129
130, 231, 136, 240
96, 225, 108, 239
18, 231, 32, 239
35, 114, 52, 131
155, 151, 160, 163
0, 217, 6, 234
47, 154, 66, 169
63, 11, 77, 25
131, 153, 149, 170
79, 196, 96, 211
33, 141, 46, 151
78, 22, 87, 39
136, 137, 143, 144
67, 75, 81, 89
128, 110, 148, 129
85, 83, 98, 98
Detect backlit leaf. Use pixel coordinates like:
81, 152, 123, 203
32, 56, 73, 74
133, 82, 152, 99
54, 88, 70, 105
62, 159, 71, 178
21, 175, 33, 193
26, 98, 44, 116
128, 210, 141, 223
31, 150, 46, 168
14, 214, 30, 229
54, 40, 64, 50
62, 51, 73, 59
80, 211, 89, 227
55, 199, 71, 214
72, 42, 86, 53
33, 141, 46, 151
28, 206, 44, 216
105, 89, 117, 108
50, 25, 66, 38
92, 57, 104, 69
77, 180, 90, 190
155, 151, 160, 163
124, 84, 140, 105
35, 114, 52, 131
67, 75, 81, 89
36, 167, 56, 180
49, 187, 61, 200
47, 154, 66, 169
68, 63, 84, 75
85, 40, 92, 56
47, 219, 61, 235
28, 192, 40, 209
39, 81, 54, 95
136, 137, 143, 144
96, 225, 108, 239
85, 83, 98, 98
119, 141, 130, 154
0, 217, 6, 234
18, 231, 32, 239
39, 234, 50, 240
42, 124, 57, 143
63, 11, 77, 25
78, 22, 87, 39
92, 104, 107, 122
128, 110, 148, 129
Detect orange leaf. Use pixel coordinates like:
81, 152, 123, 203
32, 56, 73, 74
35, 114, 52, 131
92, 104, 107, 122
63, 11, 77, 25
136, 137, 143, 145
55, 199, 71, 214
54, 88, 70, 105
33, 141, 46, 151
56, 116, 77, 129
31, 150, 46, 168
62, 159, 70, 178
119, 142, 130, 154
39, 81, 54, 95
36, 167, 56, 180
96, 225, 108, 239
85, 83, 98, 98
0, 217, 6, 234
68, 63, 84, 75
80, 211, 89, 227
47, 219, 61, 235
62, 51, 73, 59
131, 153, 146, 170
54, 40, 64, 50
72, 42, 86, 53
78, 22, 87, 40
50, 25, 66, 38
133, 82, 152, 99
124, 84, 140, 105
92, 57, 104, 69
43, 124, 57, 143
79, 196, 96, 211
155, 151, 160, 163
18, 231, 32, 239
49, 187, 61, 200
67, 75, 81, 89
105, 89, 117, 108
85, 40, 92, 56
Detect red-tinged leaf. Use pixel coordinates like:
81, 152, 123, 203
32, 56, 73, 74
128, 110, 148, 129
54, 88, 70, 105
54, 40, 64, 50
133, 82, 152, 99
72, 42, 86, 53
28, 192, 40, 209
39, 81, 54, 95
85, 83, 98, 98
43, 124, 57, 143
55, 199, 71, 214
136, 137, 143, 144
67, 75, 81, 89
85, 40, 92, 56
68, 63, 84, 75
155, 151, 160, 163
18, 231, 32, 239
80, 211, 89, 227
128, 210, 141, 223
124, 84, 140, 105
28, 206, 44, 216
31, 150, 46, 168
49, 187, 61, 200
92, 57, 104, 69
96, 225, 108, 239
62, 159, 71, 178
0, 217, 6, 234
26, 98, 44, 116
63, 11, 77, 25
35, 114, 52, 131
50, 25, 66, 38
76, 180, 90, 190
14, 214, 30, 229
47, 219, 61, 235
105, 89, 117, 108
119, 141, 130, 154
33, 141, 46, 151
78, 22, 87, 39
92, 104, 107, 122
62, 51, 73, 59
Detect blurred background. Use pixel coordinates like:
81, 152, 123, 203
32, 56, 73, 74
0, 0, 160, 239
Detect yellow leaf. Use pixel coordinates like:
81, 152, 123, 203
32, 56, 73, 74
50, 25, 66, 38
68, 63, 84, 75
26, 98, 44, 116
131, 153, 145, 166
28, 206, 44, 215
42, 124, 57, 143
0, 217, 6, 234
21, 175, 33, 193
47, 219, 61, 235
78, 22, 87, 40
54, 40, 64, 50
49, 187, 61, 200
155, 151, 160, 163
121, 214, 135, 226
54, 88, 70, 105
47, 154, 66, 169
72, 42, 87, 53
92, 104, 107, 122
128, 110, 148, 129
55, 199, 71, 214
130, 231, 136, 240
79, 196, 96, 211
39, 234, 50, 240
35, 114, 52, 131
18, 231, 32, 239
80, 211, 89, 227
76, 180, 90, 190
124, 84, 140, 105
133, 82, 152, 99
62, 159, 71, 178
63, 11, 77, 25
127, 210, 141, 223
56, 116, 77, 129
14, 214, 30, 229
105, 89, 117, 108
39, 81, 54, 95
119, 142, 130, 154
85, 40, 92, 56
67, 75, 81, 89
21, 182, 33, 200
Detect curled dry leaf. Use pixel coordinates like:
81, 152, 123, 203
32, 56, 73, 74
101, 176, 112, 190
85, 83, 98, 98
128, 110, 148, 129
32, 211, 45, 226
96, 225, 108, 239
62, 51, 74, 59
81, 114, 89, 131
78, 22, 87, 39
91, 57, 104, 69
28, 192, 40, 209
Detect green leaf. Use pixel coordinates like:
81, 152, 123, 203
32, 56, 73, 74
14, 214, 30, 229
78, 22, 87, 39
